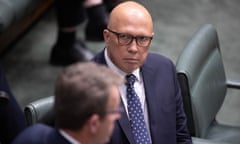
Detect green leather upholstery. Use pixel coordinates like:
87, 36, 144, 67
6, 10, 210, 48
192, 137, 229, 144
176, 24, 240, 144
24, 96, 55, 126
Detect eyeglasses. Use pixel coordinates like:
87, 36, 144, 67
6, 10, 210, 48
106, 106, 124, 115
107, 28, 153, 47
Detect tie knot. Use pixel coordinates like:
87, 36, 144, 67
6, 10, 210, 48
126, 74, 136, 85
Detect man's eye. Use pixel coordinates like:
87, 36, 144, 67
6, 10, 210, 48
138, 36, 149, 41
119, 34, 131, 40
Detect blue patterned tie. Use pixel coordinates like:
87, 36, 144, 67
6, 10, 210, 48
126, 74, 151, 144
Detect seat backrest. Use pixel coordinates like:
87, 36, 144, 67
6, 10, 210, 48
176, 24, 227, 138
24, 96, 55, 126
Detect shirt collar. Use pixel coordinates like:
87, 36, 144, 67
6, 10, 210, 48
59, 129, 81, 144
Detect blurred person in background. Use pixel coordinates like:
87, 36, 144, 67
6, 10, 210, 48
0, 64, 26, 144
50, 0, 123, 66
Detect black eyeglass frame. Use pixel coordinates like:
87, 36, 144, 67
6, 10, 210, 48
107, 28, 153, 47
106, 106, 124, 115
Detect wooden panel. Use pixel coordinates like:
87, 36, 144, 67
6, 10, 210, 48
0, 0, 54, 54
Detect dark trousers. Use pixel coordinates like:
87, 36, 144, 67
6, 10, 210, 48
55, 0, 86, 27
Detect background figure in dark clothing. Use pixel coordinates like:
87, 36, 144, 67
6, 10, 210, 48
50, 0, 123, 66
0, 64, 26, 144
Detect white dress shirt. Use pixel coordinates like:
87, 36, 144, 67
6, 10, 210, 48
104, 49, 151, 134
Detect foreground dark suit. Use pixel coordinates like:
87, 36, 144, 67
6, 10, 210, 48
93, 50, 192, 144
0, 65, 26, 144
12, 124, 70, 144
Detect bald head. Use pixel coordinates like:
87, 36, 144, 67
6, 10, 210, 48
103, 1, 154, 73
108, 1, 153, 33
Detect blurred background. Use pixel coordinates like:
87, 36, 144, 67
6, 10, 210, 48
1, 0, 240, 127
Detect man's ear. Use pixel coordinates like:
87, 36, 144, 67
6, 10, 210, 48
103, 29, 110, 42
88, 114, 101, 133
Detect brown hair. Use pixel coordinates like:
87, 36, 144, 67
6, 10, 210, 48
54, 62, 123, 130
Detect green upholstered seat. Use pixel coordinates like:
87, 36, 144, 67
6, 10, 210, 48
24, 96, 55, 126
176, 24, 240, 144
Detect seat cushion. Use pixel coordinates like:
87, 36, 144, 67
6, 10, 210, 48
206, 121, 240, 144
192, 137, 230, 144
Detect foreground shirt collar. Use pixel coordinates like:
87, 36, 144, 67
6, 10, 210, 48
59, 129, 81, 144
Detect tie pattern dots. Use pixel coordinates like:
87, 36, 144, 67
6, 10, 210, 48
126, 74, 151, 144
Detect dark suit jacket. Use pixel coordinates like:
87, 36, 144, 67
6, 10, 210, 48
12, 124, 70, 144
93, 50, 192, 144
0, 64, 26, 144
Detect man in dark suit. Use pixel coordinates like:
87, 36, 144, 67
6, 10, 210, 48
12, 62, 124, 144
92, 1, 192, 144
0, 65, 26, 144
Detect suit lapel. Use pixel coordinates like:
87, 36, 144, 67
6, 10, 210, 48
141, 61, 160, 143
141, 61, 157, 119
117, 100, 135, 144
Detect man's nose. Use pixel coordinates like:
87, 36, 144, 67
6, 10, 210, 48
127, 39, 138, 52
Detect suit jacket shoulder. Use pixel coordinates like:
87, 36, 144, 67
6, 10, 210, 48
12, 124, 70, 144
